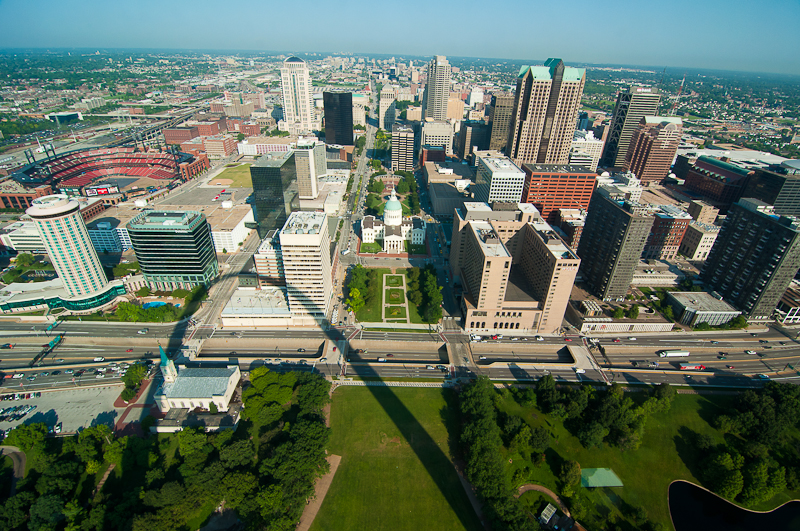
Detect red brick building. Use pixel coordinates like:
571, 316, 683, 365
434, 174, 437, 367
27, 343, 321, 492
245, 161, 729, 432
191, 121, 220, 137
203, 135, 237, 158
521, 164, 597, 223
180, 153, 210, 180
642, 205, 692, 260
682, 156, 754, 213
420, 145, 446, 165
163, 126, 199, 145
240, 123, 261, 136
0, 183, 52, 209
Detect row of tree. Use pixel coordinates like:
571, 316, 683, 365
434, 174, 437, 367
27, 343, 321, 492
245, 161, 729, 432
406, 266, 442, 323
0, 370, 331, 531
534, 376, 676, 452
697, 382, 800, 504
345, 265, 382, 314
459, 377, 539, 530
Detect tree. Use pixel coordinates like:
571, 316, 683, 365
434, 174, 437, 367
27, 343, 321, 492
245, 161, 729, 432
578, 422, 608, 449
122, 363, 148, 389
136, 286, 151, 298
177, 427, 207, 457
5, 422, 47, 451
29, 494, 65, 530
560, 460, 582, 487
15, 253, 35, 267
626, 305, 640, 319
612, 307, 625, 319
237, 132, 245, 142
530, 426, 551, 453
220, 440, 255, 469
346, 287, 365, 313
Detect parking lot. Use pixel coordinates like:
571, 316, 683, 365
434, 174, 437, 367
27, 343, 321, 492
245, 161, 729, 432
0, 385, 123, 436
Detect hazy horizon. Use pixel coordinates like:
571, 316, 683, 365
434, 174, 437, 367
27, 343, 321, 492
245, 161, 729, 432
0, 0, 798, 76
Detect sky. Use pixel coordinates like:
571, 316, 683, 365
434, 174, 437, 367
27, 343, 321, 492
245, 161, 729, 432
0, 0, 798, 75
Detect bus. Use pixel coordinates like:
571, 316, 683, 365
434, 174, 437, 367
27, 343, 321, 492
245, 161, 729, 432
680, 363, 706, 370
658, 350, 690, 358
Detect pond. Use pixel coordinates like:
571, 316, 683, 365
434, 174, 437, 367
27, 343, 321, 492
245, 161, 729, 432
142, 301, 180, 309
669, 480, 800, 531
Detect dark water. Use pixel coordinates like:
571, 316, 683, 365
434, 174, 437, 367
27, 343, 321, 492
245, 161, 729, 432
669, 481, 800, 531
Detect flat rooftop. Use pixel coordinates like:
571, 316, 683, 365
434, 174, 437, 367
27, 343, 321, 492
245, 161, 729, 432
220, 287, 291, 317
531, 221, 579, 260
668, 291, 740, 313
470, 221, 509, 257
252, 151, 293, 168
129, 210, 202, 230
282, 210, 327, 235
481, 157, 524, 175
88, 204, 253, 232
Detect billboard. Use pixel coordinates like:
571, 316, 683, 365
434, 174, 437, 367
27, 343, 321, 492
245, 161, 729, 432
85, 185, 119, 196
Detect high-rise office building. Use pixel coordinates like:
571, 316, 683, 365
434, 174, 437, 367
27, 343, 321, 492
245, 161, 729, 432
686, 200, 720, 225
506, 59, 586, 166
740, 168, 800, 217
456, 121, 490, 160
293, 141, 326, 199
323, 92, 353, 145
450, 202, 579, 334
392, 123, 415, 172
379, 85, 397, 129
475, 156, 526, 204
683, 156, 754, 214
488, 93, 515, 152
26, 194, 109, 297
624, 116, 682, 183
279, 211, 332, 320
127, 211, 219, 291
520, 164, 597, 223
253, 230, 284, 286
569, 130, 605, 171
250, 151, 299, 238
577, 187, 654, 301
701, 198, 800, 319
280, 57, 313, 135
421, 120, 454, 157
422, 55, 451, 121
600, 87, 661, 169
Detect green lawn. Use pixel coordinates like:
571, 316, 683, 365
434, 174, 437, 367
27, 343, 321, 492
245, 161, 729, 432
407, 299, 425, 324
354, 269, 389, 322
311, 387, 482, 531
212, 164, 252, 188
386, 275, 403, 287
404, 241, 427, 255
495, 392, 793, 530
360, 242, 382, 254
386, 288, 405, 303
385, 305, 407, 319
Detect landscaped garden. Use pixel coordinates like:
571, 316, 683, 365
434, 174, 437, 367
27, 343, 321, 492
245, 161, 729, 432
457, 376, 800, 531
359, 241, 382, 254
310, 387, 482, 531
387, 288, 405, 303
385, 306, 407, 319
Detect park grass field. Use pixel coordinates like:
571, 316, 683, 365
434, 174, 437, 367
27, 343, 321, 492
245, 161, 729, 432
211, 164, 252, 188
386, 288, 405, 303
310, 387, 482, 531
498, 392, 800, 529
353, 268, 389, 322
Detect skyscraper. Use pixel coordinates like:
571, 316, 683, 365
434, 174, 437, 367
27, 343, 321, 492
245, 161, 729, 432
323, 92, 353, 145
506, 59, 586, 167
26, 194, 108, 297
422, 55, 451, 121
520, 163, 597, 223
379, 85, 397, 129
279, 211, 332, 321
293, 140, 326, 200
488, 93, 515, 152
577, 187, 654, 301
280, 57, 313, 135
250, 151, 298, 238
600, 87, 661, 169
624, 116, 682, 183
392, 123, 415, 172
456, 121, 490, 160
127, 211, 219, 291
702, 199, 800, 319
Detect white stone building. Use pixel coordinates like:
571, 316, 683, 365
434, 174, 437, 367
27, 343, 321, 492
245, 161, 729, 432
361, 189, 426, 253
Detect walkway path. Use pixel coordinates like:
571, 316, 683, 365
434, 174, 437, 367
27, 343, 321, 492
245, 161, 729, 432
295, 455, 342, 531
0, 445, 25, 496
383, 271, 410, 324
516, 484, 571, 516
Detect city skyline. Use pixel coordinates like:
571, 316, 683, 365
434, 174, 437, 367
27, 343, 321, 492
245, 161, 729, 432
0, 0, 798, 75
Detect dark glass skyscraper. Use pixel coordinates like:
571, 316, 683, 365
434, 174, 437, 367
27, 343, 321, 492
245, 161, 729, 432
127, 211, 219, 290
323, 92, 354, 145
249, 152, 299, 238
701, 198, 800, 319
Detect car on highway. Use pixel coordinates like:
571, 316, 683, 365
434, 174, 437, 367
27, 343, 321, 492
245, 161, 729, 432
126, 349, 133, 352
297, 348, 306, 353
627, 337, 637, 341
64, 369, 74, 374
745, 350, 757, 355
95, 374, 105, 379
426, 365, 435, 370
138, 328, 149, 335
386, 353, 394, 357
319, 358, 327, 363
93, 357, 105, 362
574, 368, 586, 374
726, 365, 735, 369
711, 341, 719, 345
27, 376, 35, 381
56, 359, 64, 363
758, 340, 769, 344
750, 333, 758, 337
12, 374, 23, 379
534, 335, 544, 341
564, 338, 573, 342
613, 338, 621, 342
